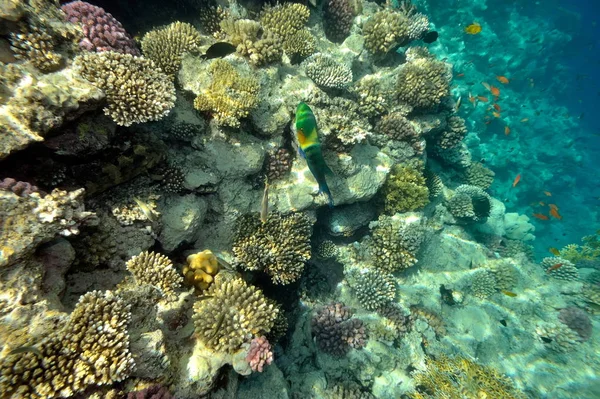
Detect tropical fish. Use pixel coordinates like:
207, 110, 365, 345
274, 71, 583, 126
260, 179, 269, 224
504, 126, 510, 135
490, 86, 500, 97
548, 203, 558, 210
465, 22, 482, 35
294, 102, 334, 207
532, 213, 549, 220
493, 104, 501, 112
501, 290, 517, 297
512, 174, 521, 187
549, 247, 561, 256
520, 118, 529, 123
477, 96, 489, 102
455, 96, 462, 111
423, 31, 439, 43
133, 197, 158, 223
468, 92, 477, 105
481, 82, 491, 91
456, 73, 465, 77
549, 207, 562, 220
201, 42, 237, 59
7, 345, 42, 358
546, 263, 564, 273
492, 111, 501, 118
539, 201, 545, 206
497, 75, 510, 84
543, 191, 552, 197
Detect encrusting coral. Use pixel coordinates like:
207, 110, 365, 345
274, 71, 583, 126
0, 290, 134, 398
183, 249, 221, 292
232, 212, 312, 285
382, 163, 430, 214
193, 59, 259, 127
446, 184, 492, 224
74, 51, 176, 126
303, 53, 353, 89
125, 251, 182, 301
193, 277, 277, 353
141, 21, 201, 77
311, 302, 366, 356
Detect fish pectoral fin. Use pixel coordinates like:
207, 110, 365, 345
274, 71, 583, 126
298, 147, 306, 159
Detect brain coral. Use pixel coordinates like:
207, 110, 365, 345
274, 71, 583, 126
126, 251, 182, 301
303, 53, 353, 89
382, 164, 429, 214
61, 1, 139, 55
0, 290, 134, 398
396, 56, 451, 110
193, 277, 277, 353
193, 59, 260, 127
311, 302, 366, 356
446, 184, 492, 224
74, 51, 176, 126
232, 212, 312, 285
141, 21, 201, 77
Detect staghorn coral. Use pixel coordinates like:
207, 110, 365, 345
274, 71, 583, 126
193, 277, 277, 353
323, 0, 357, 43
311, 302, 366, 356
265, 147, 293, 181
367, 213, 426, 273
193, 59, 259, 127
303, 53, 353, 89
233, 212, 312, 285
558, 307, 592, 341
541, 257, 579, 281
347, 267, 396, 311
410, 355, 526, 399
382, 164, 429, 214
470, 269, 497, 299
0, 290, 134, 398
74, 51, 175, 126
435, 115, 467, 149
125, 251, 182, 301
464, 162, 495, 190
141, 21, 201, 77
245, 335, 273, 372
446, 184, 492, 224
396, 55, 451, 110
183, 249, 221, 292
219, 18, 283, 66
61, 1, 139, 55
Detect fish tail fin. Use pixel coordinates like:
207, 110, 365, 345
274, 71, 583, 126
319, 183, 334, 207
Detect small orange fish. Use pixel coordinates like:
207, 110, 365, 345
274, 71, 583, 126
549, 247, 561, 256
512, 174, 521, 187
478, 96, 489, 102
548, 203, 558, 211
493, 104, 501, 112
492, 111, 501, 118
490, 86, 500, 97
532, 213, 549, 220
501, 290, 517, 297
504, 126, 510, 135
465, 22, 482, 35
546, 263, 564, 273
496, 76, 509, 84
481, 82, 491, 91
549, 207, 562, 220
520, 118, 529, 123
543, 191, 552, 197
456, 73, 465, 77
468, 92, 476, 105
539, 201, 545, 206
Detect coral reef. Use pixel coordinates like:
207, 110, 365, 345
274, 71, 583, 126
232, 212, 312, 285
219, 18, 283, 66
193, 277, 277, 353
382, 164, 429, 214
61, 1, 139, 55
141, 21, 201, 77
125, 251, 182, 301
541, 257, 579, 281
311, 302, 366, 356
347, 267, 396, 311
74, 51, 176, 126
183, 249, 221, 292
396, 52, 451, 110
303, 53, 353, 89
323, 0, 357, 43
464, 162, 495, 190
245, 336, 273, 372
363, 7, 428, 57
558, 306, 592, 341
446, 184, 492, 224
193, 59, 259, 127
0, 290, 134, 398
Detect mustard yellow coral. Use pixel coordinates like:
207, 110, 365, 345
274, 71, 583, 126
382, 164, 429, 214
183, 249, 221, 291
193, 59, 259, 127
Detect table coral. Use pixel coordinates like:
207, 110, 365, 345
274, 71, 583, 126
0, 290, 134, 398
141, 21, 201, 77
192, 277, 277, 353
126, 251, 182, 301
74, 51, 176, 126
232, 212, 312, 285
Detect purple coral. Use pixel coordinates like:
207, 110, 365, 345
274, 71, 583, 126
62, 1, 140, 55
311, 302, 366, 356
323, 0, 356, 43
265, 147, 293, 181
0, 178, 43, 197
246, 336, 274, 372
126, 385, 173, 399
558, 306, 592, 341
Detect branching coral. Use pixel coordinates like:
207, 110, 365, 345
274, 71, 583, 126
374, 113, 422, 153
303, 53, 353, 89
193, 277, 277, 353
382, 164, 429, 214
396, 55, 451, 110
323, 0, 357, 43
464, 162, 495, 190
317, 240, 338, 259
435, 115, 467, 149
311, 302, 366, 356
470, 269, 497, 299
141, 21, 201, 77
245, 336, 273, 372
265, 147, 293, 181
260, 3, 310, 40
353, 74, 393, 118
536, 322, 581, 353
363, 7, 428, 56
558, 232, 600, 264
541, 257, 579, 281
0, 290, 134, 398
367, 213, 426, 273
347, 267, 396, 311
219, 18, 283, 66
183, 249, 221, 292
283, 29, 316, 60
232, 212, 312, 285
125, 251, 182, 301
74, 51, 176, 126
446, 184, 492, 224
410, 355, 526, 398
193, 59, 259, 127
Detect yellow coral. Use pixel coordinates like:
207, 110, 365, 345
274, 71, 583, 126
183, 249, 221, 291
382, 163, 429, 214
559, 233, 600, 263
193, 59, 259, 127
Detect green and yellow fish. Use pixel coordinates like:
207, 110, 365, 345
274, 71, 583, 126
294, 102, 334, 207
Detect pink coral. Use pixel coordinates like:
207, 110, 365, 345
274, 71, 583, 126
0, 177, 43, 197
61, 1, 140, 55
245, 336, 273, 372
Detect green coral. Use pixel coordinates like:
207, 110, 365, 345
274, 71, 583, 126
193, 59, 259, 127
382, 164, 429, 214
